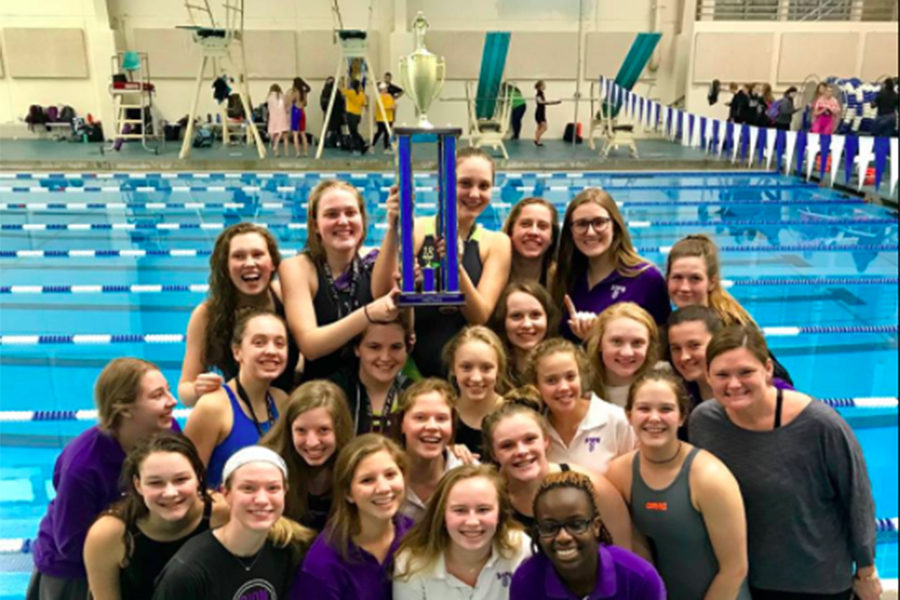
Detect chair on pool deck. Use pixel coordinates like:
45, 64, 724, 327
465, 32, 513, 159
587, 32, 661, 156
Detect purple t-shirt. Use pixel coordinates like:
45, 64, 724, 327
563, 264, 670, 340
289, 514, 414, 600
510, 545, 665, 600
32, 423, 180, 579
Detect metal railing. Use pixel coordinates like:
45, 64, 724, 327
696, 0, 897, 20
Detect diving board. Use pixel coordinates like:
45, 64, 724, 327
467, 32, 513, 158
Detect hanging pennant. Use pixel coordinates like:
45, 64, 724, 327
703, 117, 713, 152
773, 129, 787, 171
873, 136, 890, 191
687, 114, 695, 146
757, 127, 768, 167
699, 117, 708, 150
653, 103, 661, 131
667, 107, 674, 139
676, 111, 684, 142
804, 133, 820, 181
738, 124, 751, 164
722, 121, 734, 158
638, 97, 644, 124
784, 130, 798, 174
794, 130, 808, 177
843, 135, 859, 185
856, 136, 875, 191
747, 126, 760, 167
828, 135, 846, 186
817, 134, 832, 181
891, 138, 898, 196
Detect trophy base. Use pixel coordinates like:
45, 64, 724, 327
398, 291, 466, 307
394, 126, 463, 136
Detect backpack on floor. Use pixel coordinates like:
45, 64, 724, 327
25, 105, 48, 131
193, 127, 214, 148
59, 106, 76, 123
45, 106, 59, 122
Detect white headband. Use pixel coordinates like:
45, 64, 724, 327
221, 446, 288, 484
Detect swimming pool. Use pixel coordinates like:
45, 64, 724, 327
0, 170, 897, 598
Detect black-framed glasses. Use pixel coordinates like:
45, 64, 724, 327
570, 217, 612, 235
535, 518, 593, 538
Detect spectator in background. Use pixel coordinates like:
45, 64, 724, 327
320, 77, 347, 149
727, 83, 749, 124
747, 83, 767, 126
287, 77, 311, 157
871, 78, 898, 137
342, 79, 368, 154
506, 83, 527, 140
383, 72, 403, 133
773, 86, 801, 131
811, 82, 840, 134
372, 82, 394, 153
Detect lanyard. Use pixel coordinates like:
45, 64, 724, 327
235, 379, 275, 437
322, 256, 361, 319
355, 378, 402, 434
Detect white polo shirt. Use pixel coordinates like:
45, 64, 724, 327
393, 529, 532, 600
399, 450, 467, 523
546, 393, 636, 476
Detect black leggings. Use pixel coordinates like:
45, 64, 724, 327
372, 122, 390, 148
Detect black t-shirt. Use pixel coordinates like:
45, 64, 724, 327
152, 532, 293, 600
874, 89, 899, 116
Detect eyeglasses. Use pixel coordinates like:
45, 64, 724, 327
535, 518, 593, 538
570, 217, 612, 235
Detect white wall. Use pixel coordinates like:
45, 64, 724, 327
685, 21, 899, 120
5, 0, 893, 144
0, 0, 116, 133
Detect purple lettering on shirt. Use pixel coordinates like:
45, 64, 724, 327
496, 571, 513, 588
586, 436, 602, 452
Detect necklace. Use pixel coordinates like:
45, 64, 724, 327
233, 546, 264, 572
642, 441, 682, 465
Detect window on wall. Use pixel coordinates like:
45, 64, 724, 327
787, 0, 853, 19
710, 0, 780, 20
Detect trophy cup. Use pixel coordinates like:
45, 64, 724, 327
395, 12, 464, 307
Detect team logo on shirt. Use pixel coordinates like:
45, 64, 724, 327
585, 436, 602, 452
233, 579, 277, 600
496, 571, 513, 588
611, 284, 627, 300
645, 501, 668, 511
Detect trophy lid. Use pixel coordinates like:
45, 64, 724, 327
412, 12, 430, 51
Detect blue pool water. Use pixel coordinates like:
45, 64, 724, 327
0, 170, 897, 596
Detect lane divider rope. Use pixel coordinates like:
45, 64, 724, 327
3, 245, 896, 259
1, 325, 895, 346
0, 400, 895, 423
3, 277, 896, 295
3, 217, 894, 232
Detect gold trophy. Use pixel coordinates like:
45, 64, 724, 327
399, 12, 445, 129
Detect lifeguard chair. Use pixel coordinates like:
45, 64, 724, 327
316, 0, 392, 159
177, 0, 264, 159
109, 51, 161, 153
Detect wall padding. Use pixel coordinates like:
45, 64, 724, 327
3, 28, 89, 79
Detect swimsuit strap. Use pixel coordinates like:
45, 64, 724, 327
774, 387, 784, 429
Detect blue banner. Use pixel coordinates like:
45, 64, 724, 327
818, 135, 832, 180
711, 120, 720, 153
757, 127, 767, 165
795, 131, 808, 177
874, 136, 890, 189
676, 111, 684, 140
775, 129, 787, 171
688, 114, 695, 145
724, 122, 734, 155
843, 135, 859, 184
700, 117, 708, 149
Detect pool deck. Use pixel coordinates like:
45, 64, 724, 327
2, 135, 895, 206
